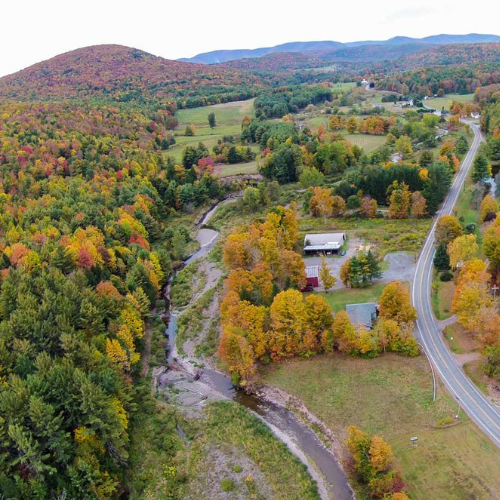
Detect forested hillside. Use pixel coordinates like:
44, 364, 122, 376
0, 45, 265, 108
0, 99, 225, 497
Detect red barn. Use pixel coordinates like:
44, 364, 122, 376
305, 265, 319, 288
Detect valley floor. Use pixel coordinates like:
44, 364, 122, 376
258, 354, 500, 500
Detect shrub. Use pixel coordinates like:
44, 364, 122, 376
221, 478, 235, 491
437, 415, 454, 426
465, 223, 477, 234
440, 271, 454, 282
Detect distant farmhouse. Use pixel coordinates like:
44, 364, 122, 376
303, 233, 346, 255
346, 302, 378, 329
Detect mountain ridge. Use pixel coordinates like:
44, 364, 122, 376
0, 44, 263, 106
181, 33, 500, 64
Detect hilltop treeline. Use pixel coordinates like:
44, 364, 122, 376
375, 64, 500, 96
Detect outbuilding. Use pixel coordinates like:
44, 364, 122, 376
346, 302, 378, 329
305, 265, 319, 287
303, 233, 346, 255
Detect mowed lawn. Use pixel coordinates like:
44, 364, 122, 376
168, 99, 255, 162
312, 282, 390, 313
343, 133, 387, 152
259, 354, 500, 500
425, 93, 475, 112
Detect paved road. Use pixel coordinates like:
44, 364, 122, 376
412, 122, 500, 448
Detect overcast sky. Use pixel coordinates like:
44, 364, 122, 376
0, 0, 496, 77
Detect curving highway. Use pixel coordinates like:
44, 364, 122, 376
412, 122, 500, 448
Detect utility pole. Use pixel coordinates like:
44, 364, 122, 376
492, 284, 499, 300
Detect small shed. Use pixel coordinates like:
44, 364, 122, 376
303, 233, 346, 255
346, 302, 378, 329
305, 266, 319, 287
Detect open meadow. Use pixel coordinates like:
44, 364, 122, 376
425, 93, 475, 112
168, 99, 255, 162
298, 217, 431, 258
259, 354, 500, 500
343, 133, 387, 152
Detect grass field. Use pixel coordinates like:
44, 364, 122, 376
168, 99, 255, 162
343, 133, 387, 152
431, 277, 455, 320
215, 160, 259, 177
259, 354, 500, 500
331, 82, 358, 91
299, 217, 431, 258
425, 93, 475, 113
443, 322, 492, 396
312, 282, 393, 313
453, 164, 485, 258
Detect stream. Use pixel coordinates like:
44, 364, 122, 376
164, 199, 354, 500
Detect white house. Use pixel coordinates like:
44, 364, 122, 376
401, 99, 414, 107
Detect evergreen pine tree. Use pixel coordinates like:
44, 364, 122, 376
52, 246, 75, 274
348, 256, 363, 288
433, 242, 451, 271
366, 250, 383, 281
455, 136, 469, 155
472, 154, 491, 183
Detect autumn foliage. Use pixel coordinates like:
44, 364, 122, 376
345, 426, 410, 499
219, 212, 420, 381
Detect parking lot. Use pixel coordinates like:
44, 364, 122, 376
303, 235, 416, 291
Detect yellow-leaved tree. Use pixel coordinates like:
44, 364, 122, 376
269, 289, 307, 359
319, 255, 337, 292
447, 233, 478, 269
480, 194, 498, 222
379, 281, 417, 325
309, 187, 333, 223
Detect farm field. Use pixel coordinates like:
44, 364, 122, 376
259, 354, 500, 500
343, 133, 387, 152
331, 81, 358, 91
425, 93, 475, 112
215, 160, 259, 177
168, 99, 255, 162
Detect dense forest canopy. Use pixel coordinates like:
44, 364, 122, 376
0, 98, 227, 498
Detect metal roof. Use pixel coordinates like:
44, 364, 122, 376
345, 302, 378, 328
306, 266, 319, 278
304, 233, 346, 247
304, 243, 341, 251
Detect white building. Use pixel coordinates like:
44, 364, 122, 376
303, 233, 346, 255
